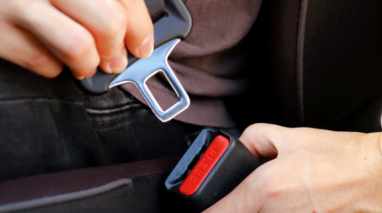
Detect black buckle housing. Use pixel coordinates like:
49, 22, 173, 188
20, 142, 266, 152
165, 128, 261, 212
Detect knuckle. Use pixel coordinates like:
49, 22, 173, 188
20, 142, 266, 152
62, 32, 95, 62
81, 67, 97, 78
251, 123, 278, 135
60, 31, 99, 77
24, 53, 62, 78
98, 11, 126, 39
10, 1, 42, 24
129, 21, 153, 41
245, 123, 267, 134
24, 52, 50, 70
44, 68, 62, 78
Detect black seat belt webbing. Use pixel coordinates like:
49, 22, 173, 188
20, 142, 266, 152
144, 0, 167, 22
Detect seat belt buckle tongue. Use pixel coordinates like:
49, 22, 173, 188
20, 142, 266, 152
77, 0, 192, 122
165, 129, 262, 212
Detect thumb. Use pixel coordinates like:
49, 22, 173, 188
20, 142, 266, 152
205, 123, 297, 213
203, 171, 262, 213
239, 123, 298, 159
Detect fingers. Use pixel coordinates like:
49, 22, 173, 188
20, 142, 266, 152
106, 44, 128, 73
208, 124, 320, 213
239, 123, 286, 159
203, 170, 263, 213
49, 0, 128, 73
0, 21, 63, 78
3, 0, 153, 79
11, 2, 100, 79
50, 0, 154, 73
240, 123, 367, 159
239, 123, 319, 158
118, 0, 154, 58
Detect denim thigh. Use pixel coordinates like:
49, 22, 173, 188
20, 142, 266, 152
0, 59, 195, 181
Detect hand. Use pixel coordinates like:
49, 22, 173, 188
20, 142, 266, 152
0, 0, 154, 79
204, 123, 382, 212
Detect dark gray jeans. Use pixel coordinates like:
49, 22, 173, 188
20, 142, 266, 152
0, 59, 199, 182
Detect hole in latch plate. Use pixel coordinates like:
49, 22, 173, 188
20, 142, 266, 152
146, 72, 180, 111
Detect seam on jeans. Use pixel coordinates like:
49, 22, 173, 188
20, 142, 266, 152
297, 0, 309, 126
85, 120, 108, 166
0, 179, 132, 213
85, 103, 142, 114
46, 98, 71, 162
37, 76, 72, 163
94, 121, 137, 132
81, 106, 109, 166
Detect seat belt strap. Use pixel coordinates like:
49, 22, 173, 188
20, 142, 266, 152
145, 0, 167, 21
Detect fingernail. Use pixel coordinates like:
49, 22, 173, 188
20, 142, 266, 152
75, 76, 84, 80
103, 63, 113, 74
136, 35, 154, 58
109, 48, 128, 74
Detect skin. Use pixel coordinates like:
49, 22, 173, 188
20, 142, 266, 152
0, 0, 154, 79
1, 2, 381, 212
204, 123, 382, 212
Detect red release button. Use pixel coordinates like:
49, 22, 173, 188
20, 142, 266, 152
179, 135, 230, 196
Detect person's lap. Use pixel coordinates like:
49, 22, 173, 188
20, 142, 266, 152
0, 59, 196, 182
